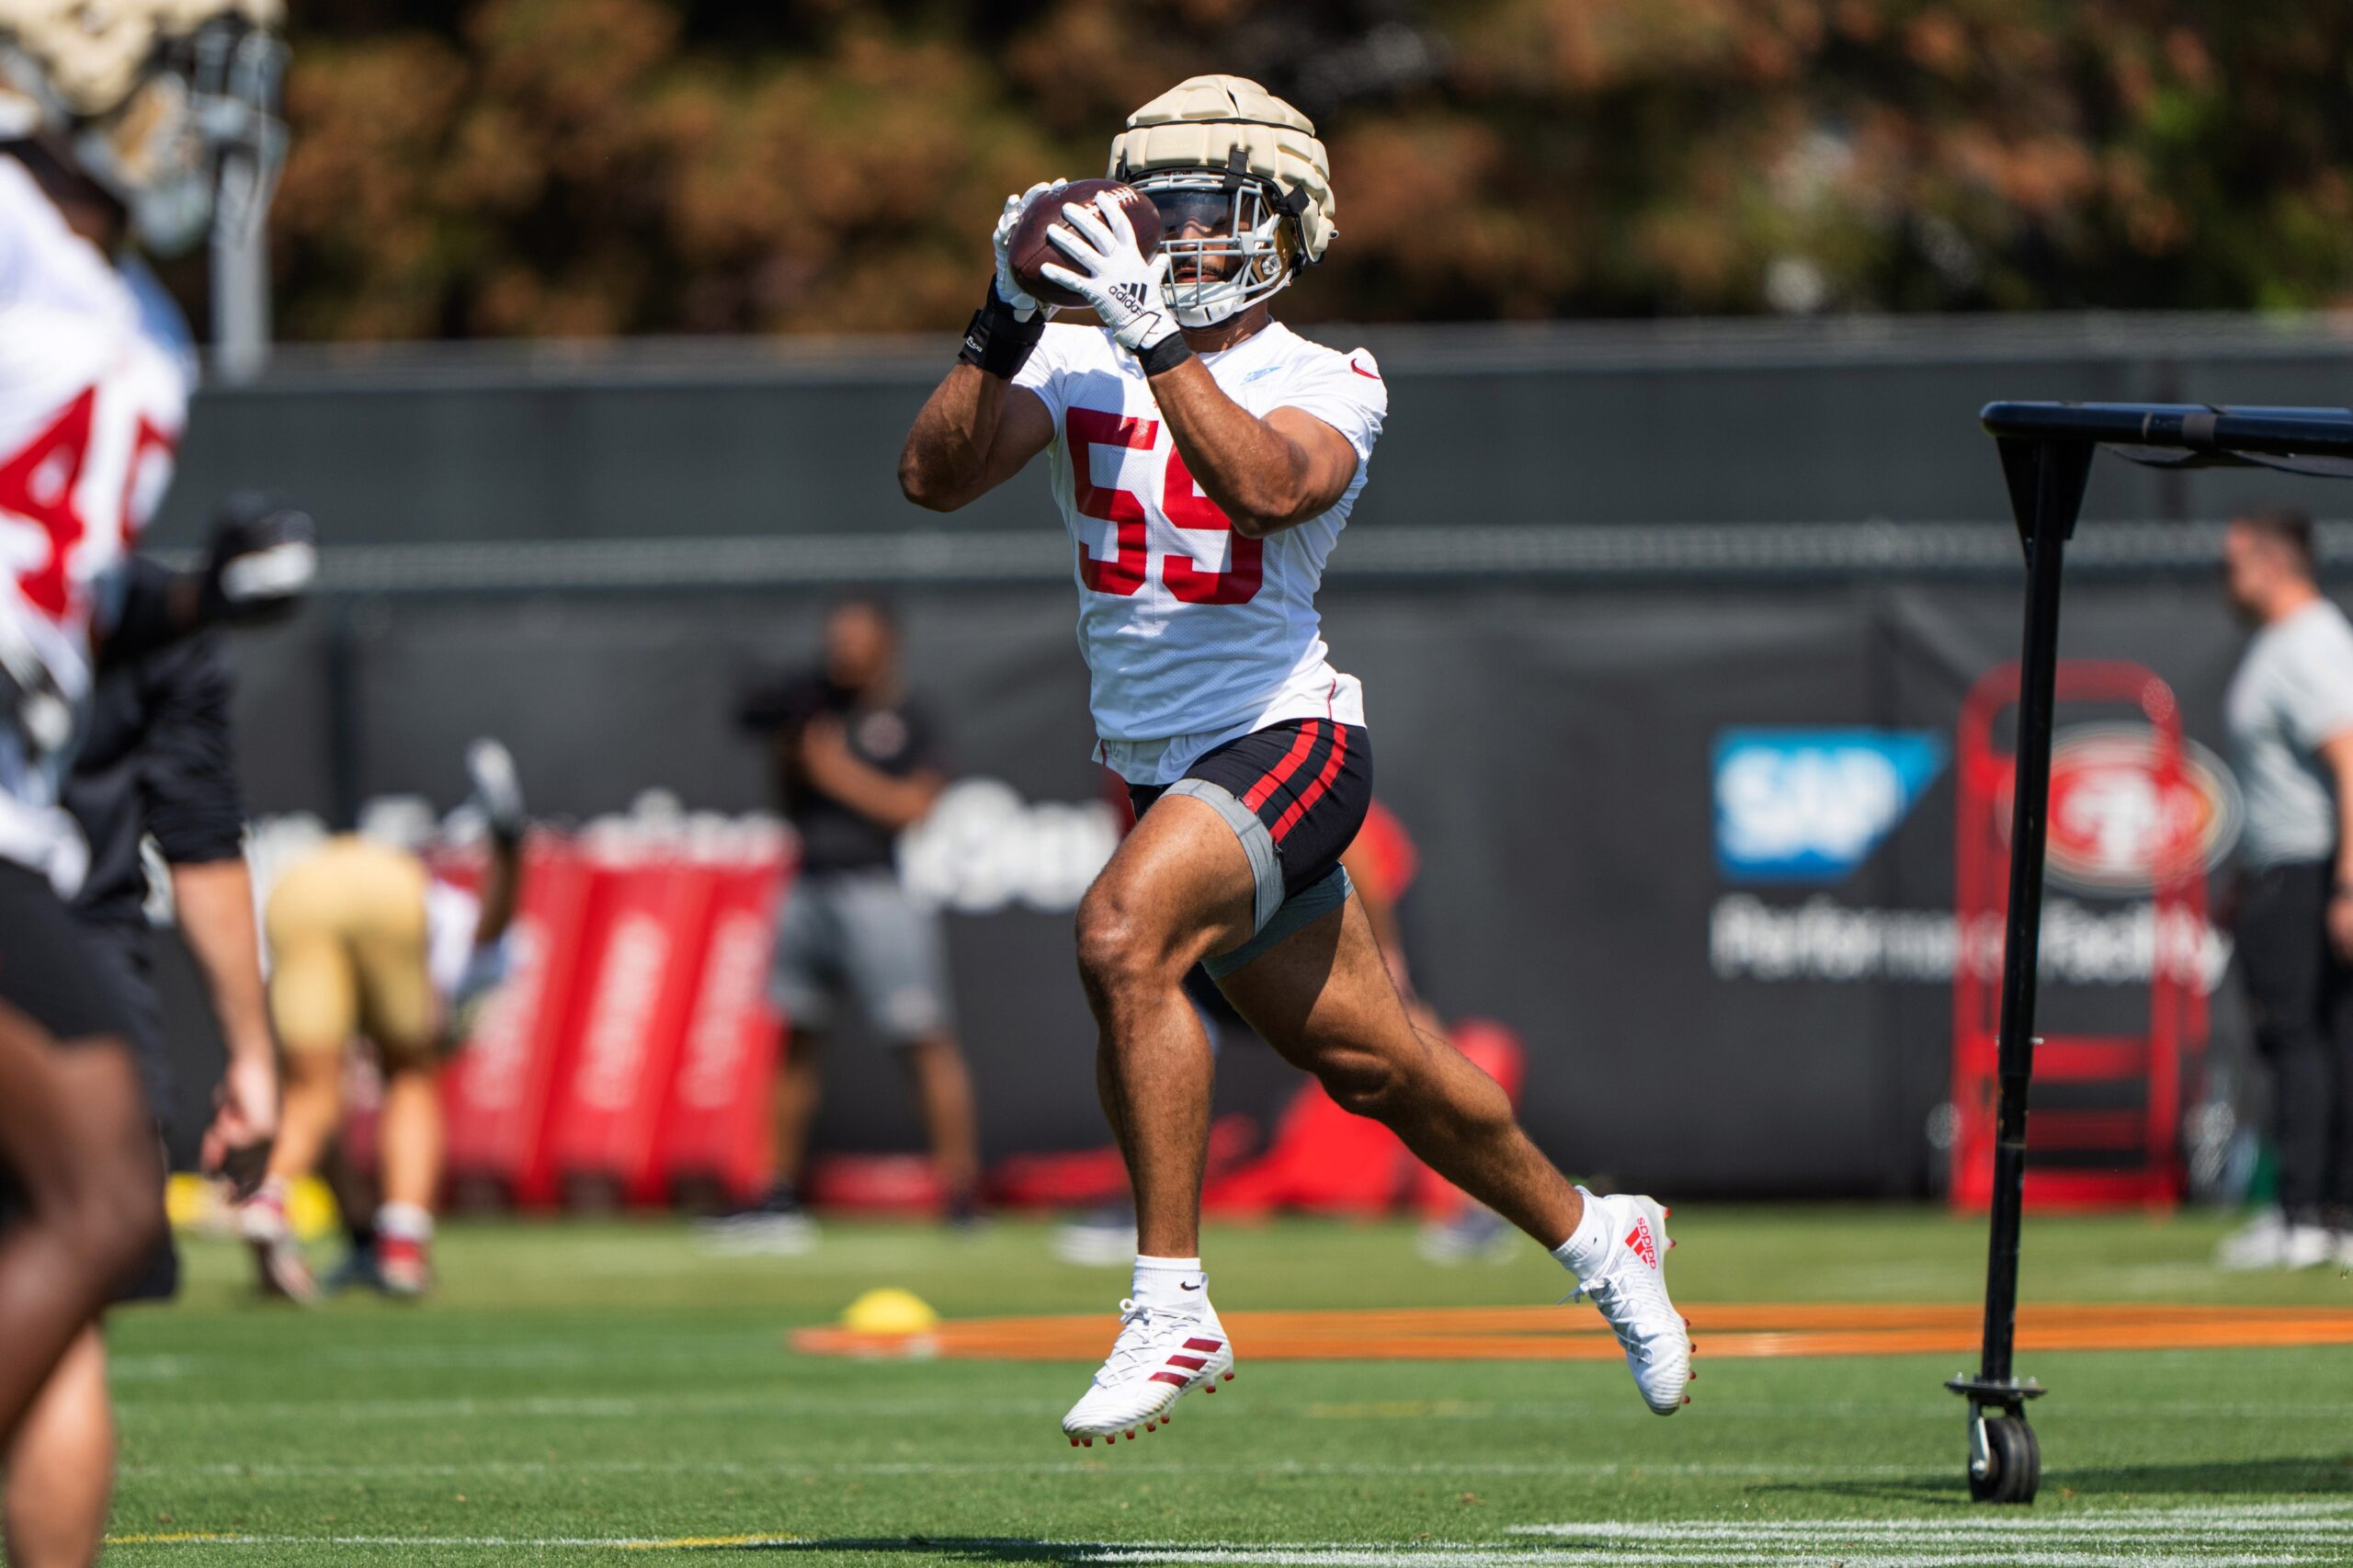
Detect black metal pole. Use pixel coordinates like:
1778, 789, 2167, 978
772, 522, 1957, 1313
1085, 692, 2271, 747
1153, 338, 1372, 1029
1976, 470, 2070, 1385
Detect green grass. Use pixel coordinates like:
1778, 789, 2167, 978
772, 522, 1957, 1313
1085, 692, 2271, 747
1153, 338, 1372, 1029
101, 1209, 2353, 1565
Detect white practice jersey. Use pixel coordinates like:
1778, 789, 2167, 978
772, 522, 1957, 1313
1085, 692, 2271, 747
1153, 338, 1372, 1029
1015, 319, 1387, 784
0, 155, 192, 889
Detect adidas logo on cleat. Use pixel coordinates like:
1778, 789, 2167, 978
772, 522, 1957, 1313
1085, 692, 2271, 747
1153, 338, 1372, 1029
1624, 1218, 1660, 1270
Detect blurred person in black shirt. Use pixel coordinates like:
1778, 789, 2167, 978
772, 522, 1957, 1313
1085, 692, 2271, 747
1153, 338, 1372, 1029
707, 596, 979, 1249
5, 561, 280, 1568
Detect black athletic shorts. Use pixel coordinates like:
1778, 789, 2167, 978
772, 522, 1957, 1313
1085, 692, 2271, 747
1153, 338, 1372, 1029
76, 920, 181, 1301
1130, 719, 1372, 977
0, 861, 131, 1041
0, 862, 176, 1302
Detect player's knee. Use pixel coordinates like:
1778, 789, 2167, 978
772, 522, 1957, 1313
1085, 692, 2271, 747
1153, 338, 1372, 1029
1073, 885, 1174, 998
1313, 1048, 1406, 1120
51, 1138, 165, 1280
89, 1167, 167, 1278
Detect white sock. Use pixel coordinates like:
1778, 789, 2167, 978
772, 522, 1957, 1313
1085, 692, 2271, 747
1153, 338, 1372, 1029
1551, 1187, 1615, 1281
377, 1201, 435, 1244
1131, 1255, 1207, 1312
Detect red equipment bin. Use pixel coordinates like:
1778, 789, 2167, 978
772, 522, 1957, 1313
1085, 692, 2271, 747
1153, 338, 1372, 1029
1951, 661, 2209, 1210
542, 855, 722, 1209
653, 852, 790, 1207
440, 835, 598, 1209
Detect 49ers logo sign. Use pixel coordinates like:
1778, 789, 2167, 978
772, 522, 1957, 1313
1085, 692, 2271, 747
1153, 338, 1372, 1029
2002, 723, 2243, 894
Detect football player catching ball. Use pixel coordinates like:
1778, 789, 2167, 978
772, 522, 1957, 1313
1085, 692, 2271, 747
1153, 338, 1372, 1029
899, 75, 1693, 1445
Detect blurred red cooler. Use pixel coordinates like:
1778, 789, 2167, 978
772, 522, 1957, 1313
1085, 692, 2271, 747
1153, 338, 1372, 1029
653, 853, 790, 1207
542, 850, 722, 1208
440, 836, 597, 1209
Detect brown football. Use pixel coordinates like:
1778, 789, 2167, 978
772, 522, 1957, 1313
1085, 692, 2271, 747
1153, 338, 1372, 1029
1008, 178, 1163, 311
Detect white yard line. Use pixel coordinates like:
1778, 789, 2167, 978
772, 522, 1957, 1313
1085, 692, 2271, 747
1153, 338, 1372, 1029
119, 1458, 1936, 1482
105, 1506, 2353, 1562
98, 1539, 2348, 1566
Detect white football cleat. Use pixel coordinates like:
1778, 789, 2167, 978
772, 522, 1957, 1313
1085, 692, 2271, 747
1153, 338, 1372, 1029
1573, 1193, 1691, 1415
1061, 1296, 1234, 1445
2213, 1210, 2335, 1271
239, 1181, 319, 1305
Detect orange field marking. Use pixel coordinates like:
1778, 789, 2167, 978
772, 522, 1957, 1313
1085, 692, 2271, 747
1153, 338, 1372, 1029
791, 1301, 2353, 1362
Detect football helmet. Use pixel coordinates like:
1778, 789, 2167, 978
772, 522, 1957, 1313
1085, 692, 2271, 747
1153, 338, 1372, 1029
1108, 74, 1335, 329
0, 0, 285, 255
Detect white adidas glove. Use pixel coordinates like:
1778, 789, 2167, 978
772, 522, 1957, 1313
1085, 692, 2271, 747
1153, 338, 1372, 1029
1040, 193, 1183, 360
991, 178, 1065, 320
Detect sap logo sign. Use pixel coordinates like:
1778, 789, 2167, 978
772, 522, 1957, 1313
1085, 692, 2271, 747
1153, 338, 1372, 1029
1715, 730, 1947, 882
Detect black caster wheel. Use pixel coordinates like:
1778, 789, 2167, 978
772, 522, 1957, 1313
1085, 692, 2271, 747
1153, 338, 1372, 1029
1969, 1414, 2040, 1505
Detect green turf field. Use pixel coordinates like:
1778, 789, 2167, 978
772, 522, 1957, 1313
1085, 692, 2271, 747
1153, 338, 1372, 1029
102, 1210, 2353, 1566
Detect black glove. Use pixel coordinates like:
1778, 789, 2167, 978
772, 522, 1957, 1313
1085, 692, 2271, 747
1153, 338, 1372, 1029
197, 494, 316, 626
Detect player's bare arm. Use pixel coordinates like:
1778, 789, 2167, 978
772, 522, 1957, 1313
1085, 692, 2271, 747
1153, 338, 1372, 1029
2317, 727, 2353, 957
898, 367, 1053, 512
1144, 358, 1357, 537
171, 858, 278, 1188
899, 178, 1070, 512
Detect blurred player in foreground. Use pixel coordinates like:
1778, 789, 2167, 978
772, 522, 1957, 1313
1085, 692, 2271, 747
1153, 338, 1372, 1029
708, 595, 980, 1250
900, 75, 1690, 1444
2217, 506, 2353, 1269
0, 2, 309, 1557
241, 741, 526, 1300
6, 555, 289, 1568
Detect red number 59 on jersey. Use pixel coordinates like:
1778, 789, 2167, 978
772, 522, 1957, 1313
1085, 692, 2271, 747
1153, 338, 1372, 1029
1066, 407, 1263, 606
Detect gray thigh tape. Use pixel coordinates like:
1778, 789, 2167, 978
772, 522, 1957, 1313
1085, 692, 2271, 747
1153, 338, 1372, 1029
1163, 777, 1284, 933
1203, 864, 1353, 981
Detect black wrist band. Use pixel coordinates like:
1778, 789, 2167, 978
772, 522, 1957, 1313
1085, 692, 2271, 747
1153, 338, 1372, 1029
1136, 333, 1194, 377
958, 285, 1045, 380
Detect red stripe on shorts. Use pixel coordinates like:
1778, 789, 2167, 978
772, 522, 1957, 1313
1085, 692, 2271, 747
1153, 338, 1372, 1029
1243, 721, 1322, 812
1271, 722, 1348, 844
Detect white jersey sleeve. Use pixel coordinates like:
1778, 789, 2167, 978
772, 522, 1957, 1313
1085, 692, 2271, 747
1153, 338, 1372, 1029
1269, 345, 1388, 463
1010, 322, 1086, 426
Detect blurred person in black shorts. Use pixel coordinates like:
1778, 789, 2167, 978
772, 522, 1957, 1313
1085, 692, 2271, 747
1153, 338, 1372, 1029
2, 561, 284, 1567
705, 595, 979, 1251
2217, 506, 2353, 1270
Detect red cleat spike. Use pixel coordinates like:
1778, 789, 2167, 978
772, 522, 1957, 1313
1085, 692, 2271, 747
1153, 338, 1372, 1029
1082, 1437, 1094, 1447
1125, 1429, 1137, 1440
1222, 1371, 1234, 1381
1663, 1206, 1672, 1218
1070, 1437, 1080, 1448
1202, 1382, 1215, 1393
1682, 1395, 1691, 1405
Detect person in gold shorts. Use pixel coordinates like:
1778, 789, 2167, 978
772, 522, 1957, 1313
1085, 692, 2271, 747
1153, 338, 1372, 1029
241, 740, 525, 1300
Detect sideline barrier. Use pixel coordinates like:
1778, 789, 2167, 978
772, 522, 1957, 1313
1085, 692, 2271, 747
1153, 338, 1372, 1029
440, 819, 792, 1211
441, 837, 598, 1210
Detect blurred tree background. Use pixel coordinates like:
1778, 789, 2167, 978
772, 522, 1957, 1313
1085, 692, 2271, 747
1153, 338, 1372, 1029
257, 0, 2353, 338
